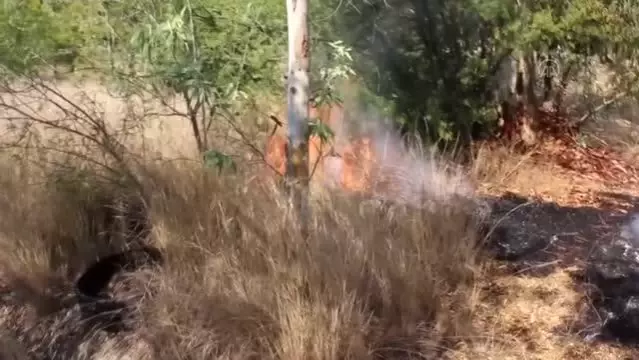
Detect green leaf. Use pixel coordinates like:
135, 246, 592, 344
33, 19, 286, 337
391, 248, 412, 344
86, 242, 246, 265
203, 149, 237, 173
308, 119, 335, 142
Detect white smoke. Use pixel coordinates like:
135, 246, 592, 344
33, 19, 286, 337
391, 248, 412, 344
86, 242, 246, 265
319, 108, 476, 209
620, 213, 639, 247
368, 127, 475, 206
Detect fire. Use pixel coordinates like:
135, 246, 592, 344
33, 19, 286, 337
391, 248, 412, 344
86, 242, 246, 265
263, 103, 475, 206
264, 103, 376, 194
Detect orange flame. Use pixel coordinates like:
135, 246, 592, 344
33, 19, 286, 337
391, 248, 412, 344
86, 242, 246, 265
264, 103, 376, 194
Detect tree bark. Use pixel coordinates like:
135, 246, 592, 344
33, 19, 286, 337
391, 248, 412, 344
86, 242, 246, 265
286, 0, 311, 233
520, 51, 538, 145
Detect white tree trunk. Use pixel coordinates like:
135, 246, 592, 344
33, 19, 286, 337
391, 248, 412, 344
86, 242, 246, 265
286, 0, 311, 230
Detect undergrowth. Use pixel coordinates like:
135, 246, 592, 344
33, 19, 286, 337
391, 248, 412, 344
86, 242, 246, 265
0, 146, 485, 359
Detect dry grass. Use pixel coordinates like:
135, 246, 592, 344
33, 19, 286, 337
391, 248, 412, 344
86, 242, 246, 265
142, 163, 482, 359
0, 88, 485, 359
0, 159, 483, 359
450, 269, 635, 360
471, 144, 561, 196
465, 144, 639, 360
472, 144, 596, 203
2, 78, 638, 360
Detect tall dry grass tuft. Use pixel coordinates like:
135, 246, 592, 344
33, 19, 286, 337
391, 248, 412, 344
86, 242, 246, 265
0, 152, 148, 318
139, 160, 483, 360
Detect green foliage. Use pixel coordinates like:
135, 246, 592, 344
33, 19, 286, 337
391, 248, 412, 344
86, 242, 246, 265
103, 0, 288, 157
203, 149, 237, 173
3, 0, 639, 153
0, 1, 61, 72
312, 40, 356, 106
307, 120, 335, 143
0, 0, 106, 73
315, 0, 496, 143
315, 0, 639, 144
122, 0, 285, 94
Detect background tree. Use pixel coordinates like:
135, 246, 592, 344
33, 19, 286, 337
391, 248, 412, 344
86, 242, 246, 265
315, 0, 639, 148
1, 0, 639, 159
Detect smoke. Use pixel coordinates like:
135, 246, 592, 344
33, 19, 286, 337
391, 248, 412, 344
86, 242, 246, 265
620, 213, 639, 247
317, 104, 476, 209
369, 126, 474, 205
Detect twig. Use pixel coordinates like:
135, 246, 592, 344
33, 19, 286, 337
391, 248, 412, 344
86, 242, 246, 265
575, 91, 627, 126
513, 260, 560, 275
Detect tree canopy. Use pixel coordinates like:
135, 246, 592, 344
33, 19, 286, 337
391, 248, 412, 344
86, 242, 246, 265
0, 0, 637, 146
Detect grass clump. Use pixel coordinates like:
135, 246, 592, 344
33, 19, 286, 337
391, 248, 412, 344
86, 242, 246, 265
0, 151, 485, 359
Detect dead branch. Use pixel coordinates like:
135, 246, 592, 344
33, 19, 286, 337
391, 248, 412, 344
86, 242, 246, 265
575, 91, 627, 126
